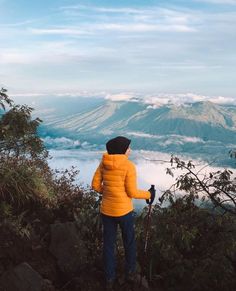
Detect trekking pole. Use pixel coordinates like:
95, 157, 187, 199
144, 184, 155, 254
139, 185, 155, 287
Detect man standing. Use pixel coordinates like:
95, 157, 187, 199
92, 136, 155, 290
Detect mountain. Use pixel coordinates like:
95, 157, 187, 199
34, 97, 236, 165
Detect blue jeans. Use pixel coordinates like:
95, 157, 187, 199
101, 211, 136, 281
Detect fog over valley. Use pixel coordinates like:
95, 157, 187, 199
48, 148, 226, 210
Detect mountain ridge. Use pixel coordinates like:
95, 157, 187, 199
36, 99, 236, 136
38, 99, 236, 137
31, 97, 236, 165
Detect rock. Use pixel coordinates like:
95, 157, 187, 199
49, 222, 87, 275
0, 262, 44, 291
42, 279, 56, 291
0, 263, 4, 277
140, 276, 149, 289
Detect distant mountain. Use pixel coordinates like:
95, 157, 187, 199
34, 97, 236, 166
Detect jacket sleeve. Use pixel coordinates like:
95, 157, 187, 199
125, 162, 151, 199
91, 163, 103, 194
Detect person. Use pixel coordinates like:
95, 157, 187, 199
91, 136, 156, 290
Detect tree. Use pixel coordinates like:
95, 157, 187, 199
0, 88, 48, 161
0, 87, 13, 110
162, 156, 236, 215
0, 89, 49, 208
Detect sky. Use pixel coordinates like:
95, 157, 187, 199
0, 0, 236, 99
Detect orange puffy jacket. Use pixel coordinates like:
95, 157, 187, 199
91, 153, 151, 217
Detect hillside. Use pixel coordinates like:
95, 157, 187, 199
35, 98, 236, 165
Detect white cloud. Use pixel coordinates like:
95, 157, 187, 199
48, 149, 228, 201
58, 5, 197, 33
210, 96, 236, 104
162, 135, 205, 145
135, 151, 224, 194
60, 5, 143, 14
1, 2, 236, 95
0, 51, 32, 64
128, 132, 156, 138
11, 92, 236, 105
143, 93, 236, 105
195, 0, 236, 4
12, 93, 48, 97
0, 45, 84, 65
127, 132, 205, 144
149, 64, 221, 70
29, 28, 89, 36
12, 91, 107, 99
29, 22, 195, 36
96, 23, 195, 33
0, 20, 36, 27
105, 93, 135, 101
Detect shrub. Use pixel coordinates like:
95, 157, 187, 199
0, 156, 52, 211
136, 197, 236, 291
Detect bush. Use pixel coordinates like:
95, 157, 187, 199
136, 197, 236, 291
0, 156, 53, 211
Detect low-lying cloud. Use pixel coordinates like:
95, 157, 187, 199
48, 148, 226, 209
105, 93, 135, 101
144, 93, 236, 105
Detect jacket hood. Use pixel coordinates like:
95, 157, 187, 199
102, 153, 128, 170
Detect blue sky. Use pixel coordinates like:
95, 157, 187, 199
0, 0, 236, 100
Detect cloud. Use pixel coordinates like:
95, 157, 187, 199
210, 96, 236, 104
1, 2, 236, 95
29, 28, 89, 36
0, 50, 58, 65
96, 23, 195, 33
11, 91, 236, 106
135, 151, 223, 194
128, 132, 156, 138
29, 22, 195, 36
195, 0, 236, 4
58, 5, 197, 33
47, 148, 227, 199
12, 93, 48, 97
127, 132, 205, 144
11, 91, 107, 99
0, 44, 84, 65
0, 51, 32, 64
149, 64, 221, 70
60, 5, 143, 14
0, 20, 36, 27
105, 93, 135, 101
143, 93, 236, 105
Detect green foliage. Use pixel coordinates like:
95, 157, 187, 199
0, 88, 48, 163
0, 88, 13, 110
0, 104, 48, 160
0, 89, 51, 211
0, 156, 52, 210
0, 202, 12, 218
51, 167, 103, 263
165, 155, 236, 215
136, 197, 236, 291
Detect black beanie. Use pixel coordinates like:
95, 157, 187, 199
106, 136, 131, 154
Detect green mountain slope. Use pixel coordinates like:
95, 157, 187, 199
39, 100, 236, 141
36, 98, 236, 165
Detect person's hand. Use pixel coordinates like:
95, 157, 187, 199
146, 185, 156, 205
